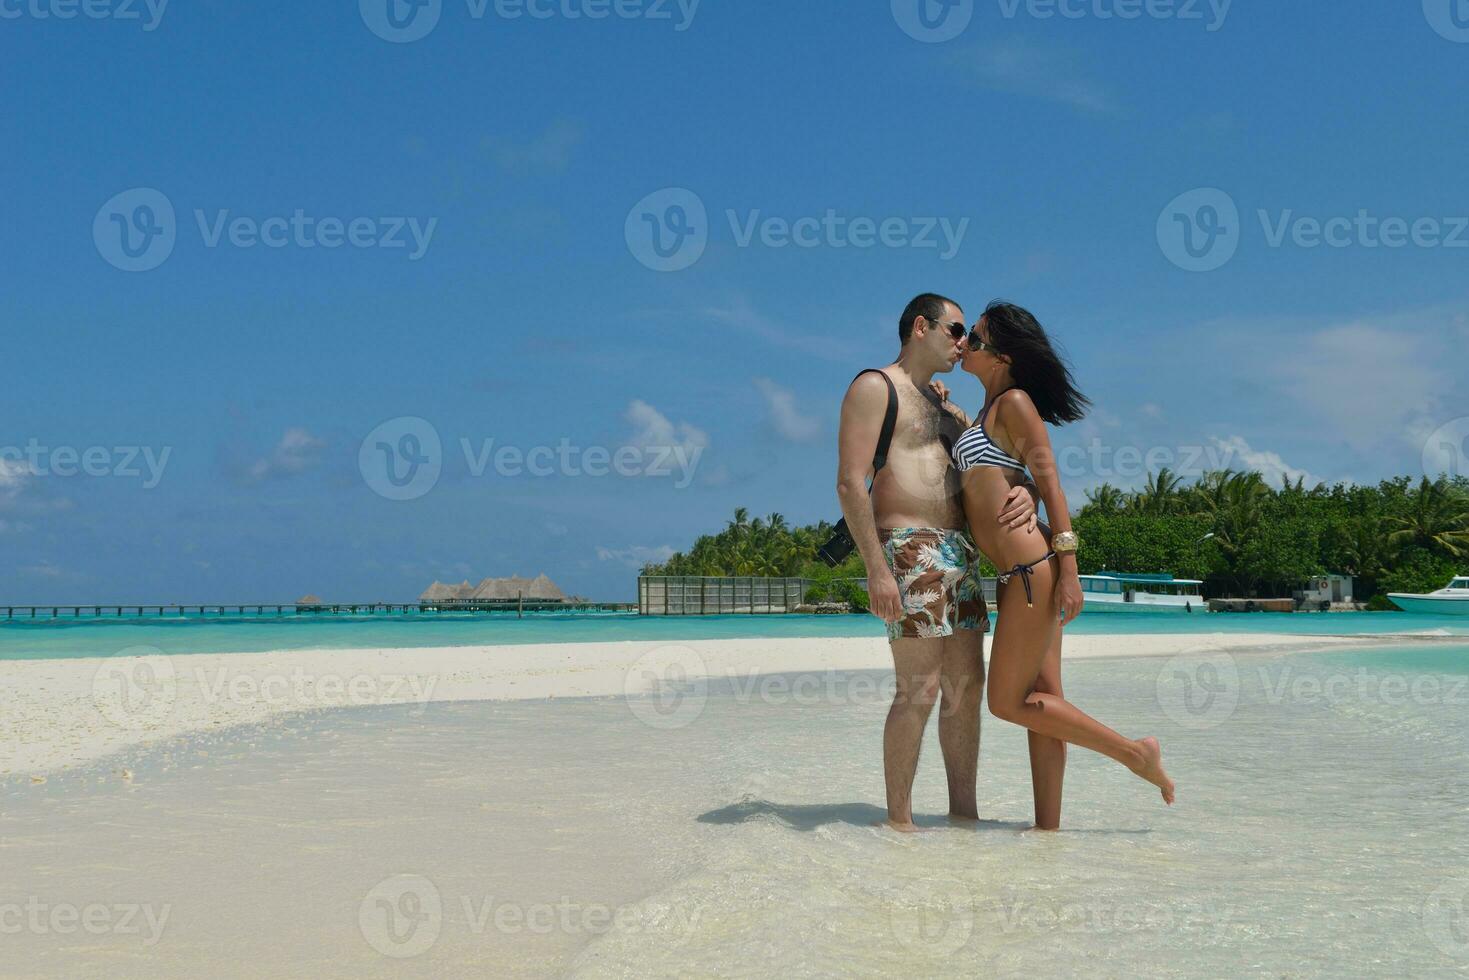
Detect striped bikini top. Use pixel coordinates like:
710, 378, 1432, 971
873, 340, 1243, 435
952, 389, 1025, 473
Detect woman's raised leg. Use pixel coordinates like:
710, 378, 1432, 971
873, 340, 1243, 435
988, 559, 1175, 805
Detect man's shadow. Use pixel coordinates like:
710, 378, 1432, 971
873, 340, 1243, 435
697, 799, 1031, 832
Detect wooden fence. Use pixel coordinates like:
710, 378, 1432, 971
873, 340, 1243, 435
638, 577, 807, 615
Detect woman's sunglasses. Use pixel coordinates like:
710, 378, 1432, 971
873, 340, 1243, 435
966, 329, 1000, 354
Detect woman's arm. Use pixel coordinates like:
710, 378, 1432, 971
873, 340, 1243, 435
998, 391, 1085, 625
927, 379, 971, 428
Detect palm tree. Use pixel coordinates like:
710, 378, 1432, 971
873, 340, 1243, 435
1083, 483, 1127, 515
1387, 477, 1469, 557
1331, 514, 1393, 582
1133, 467, 1184, 515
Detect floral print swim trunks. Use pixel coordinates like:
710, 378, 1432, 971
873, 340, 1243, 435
878, 527, 989, 641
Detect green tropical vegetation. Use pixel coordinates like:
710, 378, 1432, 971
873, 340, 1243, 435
642, 473, 1469, 608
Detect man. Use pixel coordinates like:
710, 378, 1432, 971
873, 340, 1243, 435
836, 293, 1038, 831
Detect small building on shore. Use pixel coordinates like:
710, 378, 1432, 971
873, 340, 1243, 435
419, 574, 567, 606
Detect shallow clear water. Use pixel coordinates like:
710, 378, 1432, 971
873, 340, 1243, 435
4, 643, 1468, 977
1, 609, 1465, 660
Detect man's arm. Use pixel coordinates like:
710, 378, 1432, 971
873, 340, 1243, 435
836, 373, 902, 623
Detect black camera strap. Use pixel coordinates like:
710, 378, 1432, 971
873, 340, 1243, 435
855, 368, 899, 489
816, 370, 901, 568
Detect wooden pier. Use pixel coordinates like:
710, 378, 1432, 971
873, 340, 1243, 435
1, 601, 637, 620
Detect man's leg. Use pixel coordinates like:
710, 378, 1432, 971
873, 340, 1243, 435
884, 637, 943, 831
938, 628, 985, 820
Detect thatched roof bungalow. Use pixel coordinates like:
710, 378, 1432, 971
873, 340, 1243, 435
419, 574, 567, 604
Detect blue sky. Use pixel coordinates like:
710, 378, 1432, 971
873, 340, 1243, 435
3, 0, 1468, 602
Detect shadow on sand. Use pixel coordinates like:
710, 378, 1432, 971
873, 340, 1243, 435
697, 799, 1030, 832
698, 799, 1153, 835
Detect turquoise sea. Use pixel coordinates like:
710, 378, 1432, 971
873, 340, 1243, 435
1, 608, 1466, 660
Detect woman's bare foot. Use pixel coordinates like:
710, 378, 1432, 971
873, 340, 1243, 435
1131, 736, 1175, 805
878, 819, 933, 833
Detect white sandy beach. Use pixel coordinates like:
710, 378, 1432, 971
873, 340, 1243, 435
0, 631, 1426, 778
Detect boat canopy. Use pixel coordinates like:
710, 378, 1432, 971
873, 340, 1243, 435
1450, 577, 1469, 589
1083, 571, 1206, 586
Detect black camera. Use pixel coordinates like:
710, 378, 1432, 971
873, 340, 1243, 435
816, 519, 856, 568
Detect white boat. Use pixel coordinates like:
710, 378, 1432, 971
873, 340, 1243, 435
1386, 576, 1469, 615
1079, 572, 1207, 614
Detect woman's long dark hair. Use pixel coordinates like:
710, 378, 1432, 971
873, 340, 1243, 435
982, 301, 1090, 425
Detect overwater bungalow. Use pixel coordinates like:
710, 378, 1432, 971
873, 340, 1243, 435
419, 574, 567, 607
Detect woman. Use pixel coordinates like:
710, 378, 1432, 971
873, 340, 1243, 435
934, 302, 1174, 829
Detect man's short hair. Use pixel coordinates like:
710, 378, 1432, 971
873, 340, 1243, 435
899, 293, 960, 345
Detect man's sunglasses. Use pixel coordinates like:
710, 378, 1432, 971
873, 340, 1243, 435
966, 329, 1000, 354
927, 319, 967, 342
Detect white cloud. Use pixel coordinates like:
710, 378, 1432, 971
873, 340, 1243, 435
1208, 436, 1319, 487
596, 545, 675, 567
699, 298, 847, 361
483, 119, 583, 175
246, 428, 327, 482
955, 39, 1121, 115
625, 401, 708, 458
0, 458, 34, 498
1261, 318, 1451, 453
753, 378, 822, 442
